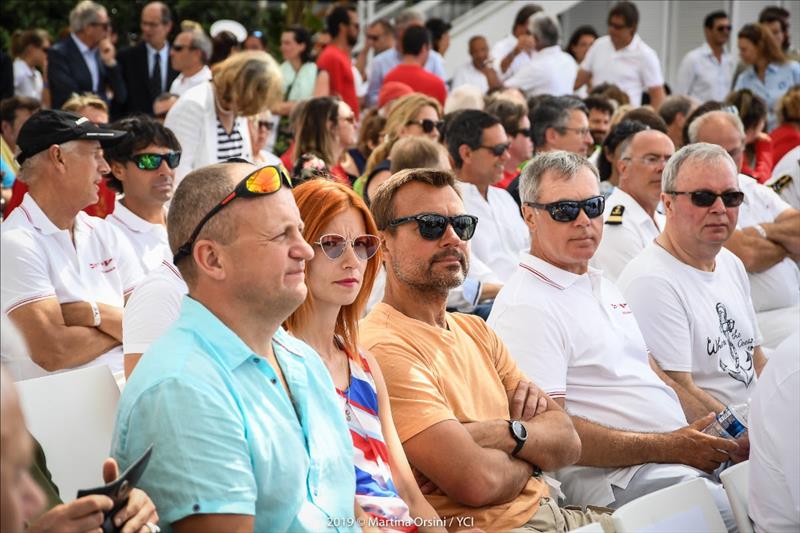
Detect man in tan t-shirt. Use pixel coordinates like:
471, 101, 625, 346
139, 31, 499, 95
360, 168, 612, 532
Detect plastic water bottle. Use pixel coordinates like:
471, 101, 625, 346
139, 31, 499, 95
703, 403, 749, 439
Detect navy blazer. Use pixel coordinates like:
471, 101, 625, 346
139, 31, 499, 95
47, 35, 127, 112
117, 42, 178, 116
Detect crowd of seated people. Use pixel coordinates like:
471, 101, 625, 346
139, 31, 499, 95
1, 0, 799, 532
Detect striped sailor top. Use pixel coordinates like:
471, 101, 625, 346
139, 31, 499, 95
215, 117, 244, 161
337, 348, 417, 532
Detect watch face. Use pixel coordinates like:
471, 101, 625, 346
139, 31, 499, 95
512, 420, 528, 440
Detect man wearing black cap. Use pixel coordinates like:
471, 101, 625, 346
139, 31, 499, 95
0, 109, 143, 381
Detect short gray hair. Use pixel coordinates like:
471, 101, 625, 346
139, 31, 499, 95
17, 140, 81, 184
661, 142, 737, 192
529, 12, 560, 48
395, 9, 423, 32
520, 151, 599, 204
688, 110, 745, 144
658, 95, 694, 126
187, 29, 212, 64
69, 0, 107, 33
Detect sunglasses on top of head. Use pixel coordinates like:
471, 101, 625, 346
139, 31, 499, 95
666, 189, 744, 208
525, 195, 605, 222
315, 233, 381, 261
173, 164, 292, 263
406, 118, 444, 134
388, 213, 479, 241
129, 152, 181, 170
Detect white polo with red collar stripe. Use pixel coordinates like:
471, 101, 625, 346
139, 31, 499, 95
488, 251, 687, 505
107, 202, 170, 274
1, 193, 143, 379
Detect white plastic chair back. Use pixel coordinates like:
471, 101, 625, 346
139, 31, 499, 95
15, 365, 120, 502
570, 522, 605, 532
612, 477, 727, 532
720, 460, 754, 533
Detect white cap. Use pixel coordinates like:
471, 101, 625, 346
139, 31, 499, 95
209, 19, 247, 43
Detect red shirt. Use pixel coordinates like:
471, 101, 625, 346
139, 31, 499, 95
495, 168, 519, 190
770, 124, 800, 165
4, 178, 116, 219
316, 45, 360, 119
383, 64, 447, 107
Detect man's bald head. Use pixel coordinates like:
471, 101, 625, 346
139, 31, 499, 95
168, 163, 246, 285
688, 110, 745, 171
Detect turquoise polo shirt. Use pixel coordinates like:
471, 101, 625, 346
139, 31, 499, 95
111, 296, 358, 532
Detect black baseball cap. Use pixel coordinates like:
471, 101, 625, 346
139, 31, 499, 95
16, 109, 127, 165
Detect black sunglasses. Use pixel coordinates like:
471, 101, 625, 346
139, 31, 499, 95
173, 164, 292, 263
315, 233, 380, 261
479, 143, 511, 157
516, 128, 531, 137
715, 25, 732, 32
406, 119, 443, 134
130, 152, 181, 170
525, 195, 605, 222
667, 189, 744, 208
388, 213, 478, 241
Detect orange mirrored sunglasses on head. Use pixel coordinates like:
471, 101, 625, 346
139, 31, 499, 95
173, 164, 292, 263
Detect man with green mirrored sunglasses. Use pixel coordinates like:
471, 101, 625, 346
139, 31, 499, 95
104, 115, 182, 273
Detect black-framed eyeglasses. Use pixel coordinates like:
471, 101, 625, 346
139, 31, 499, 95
406, 119, 443, 134
130, 152, 181, 170
525, 196, 605, 222
388, 213, 479, 241
560, 126, 591, 137
478, 143, 511, 157
315, 233, 381, 261
173, 164, 292, 263
714, 25, 732, 32
666, 190, 744, 208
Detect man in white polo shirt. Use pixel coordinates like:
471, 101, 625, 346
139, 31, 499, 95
505, 12, 577, 97
575, 1, 665, 108
592, 129, 674, 281
445, 109, 529, 284
618, 143, 768, 417
1, 110, 142, 380
105, 115, 180, 274
488, 151, 736, 529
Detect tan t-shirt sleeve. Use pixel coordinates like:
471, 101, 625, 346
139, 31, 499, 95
369, 340, 457, 443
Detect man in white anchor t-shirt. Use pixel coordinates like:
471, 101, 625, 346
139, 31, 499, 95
618, 142, 767, 417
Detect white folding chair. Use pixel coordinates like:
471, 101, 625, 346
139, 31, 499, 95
612, 477, 727, 532
720, 460, 753, 533
15, 365, 120, 502
570, 522, 605, 532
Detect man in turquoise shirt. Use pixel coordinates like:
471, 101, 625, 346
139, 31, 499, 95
112, 161, 358, 532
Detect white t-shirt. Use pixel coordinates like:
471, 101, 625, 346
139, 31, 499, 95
457, 181, 530, 283
451, 61, 489, 95
617, 243, 761, 407
123, 259, 188, 355
767, 146, 800, 211
748, 332, 800, 533
491, 34, 533, 80
592, 187, 664, 282
1, 194, 143, 379
489, 252, 687, 506
13, 57, 43, 100
106, 202, 171, 274
580, 34, 664, 107
505, 45, 577, 97
736, 173, 800, 313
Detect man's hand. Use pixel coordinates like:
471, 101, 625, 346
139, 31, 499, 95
411, 465, 439, 495
102, 458, 159, 533
99, 38, 116, 67
729, 432, 750, 464
665, 413, 740, 473
508, 381, 548, 421
28, 495, 114, 532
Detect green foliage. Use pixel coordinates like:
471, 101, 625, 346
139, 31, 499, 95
0, 1, 324, 59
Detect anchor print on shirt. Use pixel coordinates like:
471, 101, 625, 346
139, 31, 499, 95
706, 302, 755, 387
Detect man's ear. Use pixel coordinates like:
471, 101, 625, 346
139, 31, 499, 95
544, 127, 558, 147
459, 144, 472, 167
193, 240, 227, 282
521, 204, 537, 230
109, 161, 126, 182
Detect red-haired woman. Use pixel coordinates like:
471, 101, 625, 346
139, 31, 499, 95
286, 179, 444, 532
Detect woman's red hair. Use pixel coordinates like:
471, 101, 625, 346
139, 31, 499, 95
286, 179, 381, 357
